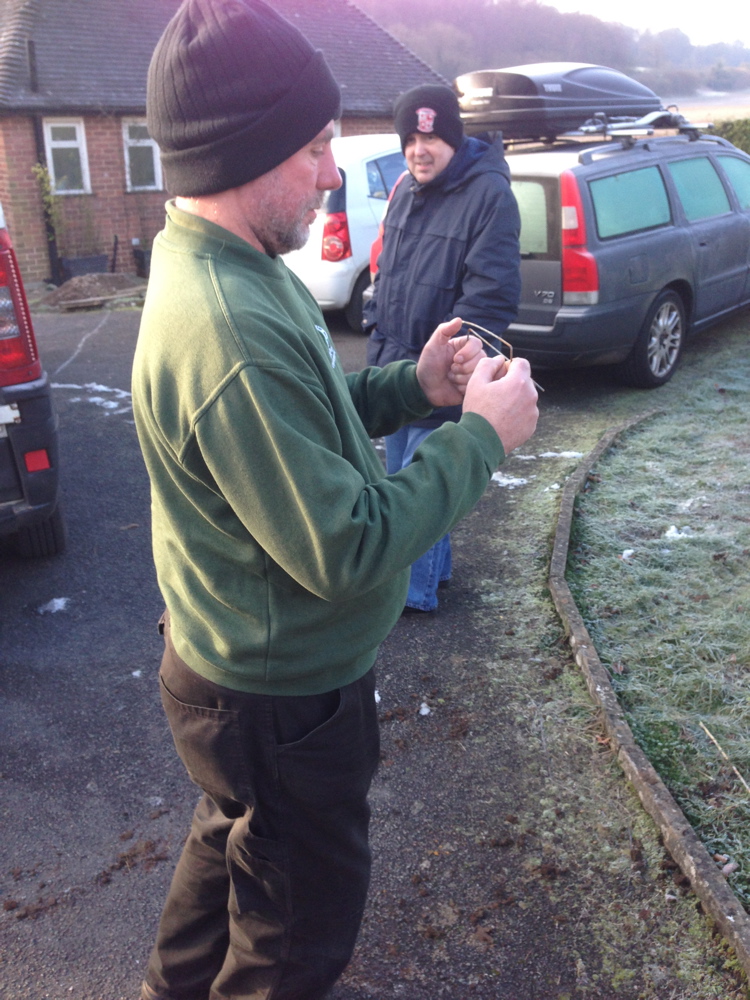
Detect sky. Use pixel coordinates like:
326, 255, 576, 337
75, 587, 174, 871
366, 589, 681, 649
546, 0, 750, 49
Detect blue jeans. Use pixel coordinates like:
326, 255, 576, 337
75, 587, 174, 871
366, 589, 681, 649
385, 424, 451, 612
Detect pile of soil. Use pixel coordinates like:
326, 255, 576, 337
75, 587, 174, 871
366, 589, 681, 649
41, 272, 146, 308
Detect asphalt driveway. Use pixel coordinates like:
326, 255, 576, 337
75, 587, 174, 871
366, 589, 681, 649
1, 303, 745, 999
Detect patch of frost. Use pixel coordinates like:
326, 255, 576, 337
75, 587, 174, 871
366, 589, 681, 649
491, 472, 528, 489
38, 597, 70, 614
664, 525, 693, 539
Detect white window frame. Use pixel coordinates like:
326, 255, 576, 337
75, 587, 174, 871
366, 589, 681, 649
42, 118, 91, 195
122, 118, 163, 192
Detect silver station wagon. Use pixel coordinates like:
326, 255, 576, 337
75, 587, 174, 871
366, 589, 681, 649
457, 63, 750, 387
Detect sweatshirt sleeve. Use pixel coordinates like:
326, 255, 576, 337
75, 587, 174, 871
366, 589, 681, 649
344, 360, 433, 438
189, 362, 504, 602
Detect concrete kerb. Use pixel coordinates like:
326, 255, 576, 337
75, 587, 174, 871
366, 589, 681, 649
547, 411, 750, 977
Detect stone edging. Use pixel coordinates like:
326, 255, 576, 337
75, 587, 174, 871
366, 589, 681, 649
548, 411, 750, 976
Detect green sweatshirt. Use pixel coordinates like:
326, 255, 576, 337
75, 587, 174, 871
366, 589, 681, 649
132, 202, 504, 696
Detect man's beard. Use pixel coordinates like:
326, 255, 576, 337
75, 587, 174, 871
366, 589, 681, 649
253, 170, 324, 257
255, 208, 318, 257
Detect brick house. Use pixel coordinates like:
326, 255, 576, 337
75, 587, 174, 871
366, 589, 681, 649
0, 0, 444, 283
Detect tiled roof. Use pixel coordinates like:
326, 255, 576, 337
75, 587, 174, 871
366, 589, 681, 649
273, 0, 447, 114
0, 0, 445, 114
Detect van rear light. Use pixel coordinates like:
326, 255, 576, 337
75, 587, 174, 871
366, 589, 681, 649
24, 448, 51, 472
321, 211, 352, 262
0, 227, 42, 387
560, 170, 599, 306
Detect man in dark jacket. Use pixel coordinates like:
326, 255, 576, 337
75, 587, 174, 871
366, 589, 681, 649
365, 84, 521, 613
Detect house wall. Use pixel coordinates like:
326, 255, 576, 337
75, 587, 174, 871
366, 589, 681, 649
0, 117, 51, 281
340, 116, 394, 136
60, 115, 165, 279
0, 113, 165, 284
1, 113, 395, 284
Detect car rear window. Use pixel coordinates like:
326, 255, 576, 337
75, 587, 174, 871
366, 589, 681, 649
666, 157, 731, 221
717, 155, 750, 211
511, 177, 560, 258
512, 179, 548, 254
589, 165, 671, 239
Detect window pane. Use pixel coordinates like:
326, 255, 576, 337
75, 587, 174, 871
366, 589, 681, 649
50, 125, 77, 142
667, 157, 731, 221
512, 179, 549, 253
51, 147, 84, 191
590, 166, 671, 238
376, 152, 407, 196
322, 168, 345, 213
128, 145, 156, 188
366, 158, 387, 199
717, 155, 750, 211
128, 124, 151, 142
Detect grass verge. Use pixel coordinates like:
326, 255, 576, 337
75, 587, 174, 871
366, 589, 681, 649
567, 327, 750, 911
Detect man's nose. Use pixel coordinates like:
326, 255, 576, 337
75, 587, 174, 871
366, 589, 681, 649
320, 146, 343, 191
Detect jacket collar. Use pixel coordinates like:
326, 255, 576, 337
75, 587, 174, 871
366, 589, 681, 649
409, 136, 503, 194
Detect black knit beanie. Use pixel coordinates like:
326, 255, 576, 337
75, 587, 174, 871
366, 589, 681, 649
147, 0, 341, 196
393, 85, 463, 154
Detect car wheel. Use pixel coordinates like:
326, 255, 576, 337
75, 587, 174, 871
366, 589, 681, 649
14, 505, 67, 558
344, 270, 371, 333
616, 290, 686, 388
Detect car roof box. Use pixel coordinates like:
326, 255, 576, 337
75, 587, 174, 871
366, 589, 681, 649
454, 62, 663, 140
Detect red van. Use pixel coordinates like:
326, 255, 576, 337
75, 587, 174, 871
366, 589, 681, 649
0, 201, 65, 556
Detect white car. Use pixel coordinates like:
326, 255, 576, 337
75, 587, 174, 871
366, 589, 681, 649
283, 134, 405, 330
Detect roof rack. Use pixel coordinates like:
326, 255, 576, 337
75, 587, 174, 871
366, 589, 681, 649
496, 108, 719, 159
573, 108, 713, 145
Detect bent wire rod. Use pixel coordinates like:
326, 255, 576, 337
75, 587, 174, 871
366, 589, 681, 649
458, 320, 544, 391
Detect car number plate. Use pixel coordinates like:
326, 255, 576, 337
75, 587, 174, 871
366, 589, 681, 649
0, 402, 20, 436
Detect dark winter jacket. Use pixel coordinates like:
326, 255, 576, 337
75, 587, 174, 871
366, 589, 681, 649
365, 136, 521, 428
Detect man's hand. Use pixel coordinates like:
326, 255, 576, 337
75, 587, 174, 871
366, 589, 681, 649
416, 317, 486, 408
463, 355, 539, 455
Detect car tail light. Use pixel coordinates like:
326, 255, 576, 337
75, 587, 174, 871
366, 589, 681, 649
0, 225, 42, 387
321, 211, 352, 262
560, 170, 599, 306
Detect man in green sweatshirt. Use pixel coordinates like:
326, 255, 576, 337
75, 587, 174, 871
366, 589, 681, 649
132, 2, 538, 999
